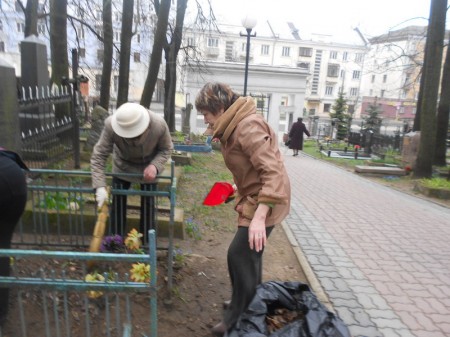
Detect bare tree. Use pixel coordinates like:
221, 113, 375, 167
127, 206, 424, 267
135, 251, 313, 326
50, 0, 70, 120
140, 0, 171, 108
23, 0, 39, 36
99, 0, 113, 110
117, 0, 135, 107
434, 39, 450, 166
414, 0, 447, 178
163, 0, 188, 132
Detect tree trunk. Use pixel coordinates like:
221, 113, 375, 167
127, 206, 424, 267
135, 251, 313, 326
413, 67, 425, 131
99, 0, 113, 110
413, 0, 447, 178
117, 0, 134, 107
140, 0, 171, 108
434, 39, 450, 166
50, 0, 69, 120
162, 0, 188, 131
24, 0, 38, 37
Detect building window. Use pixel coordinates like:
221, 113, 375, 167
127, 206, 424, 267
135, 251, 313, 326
114, 75, 119, 92
355, 53, 364, 63
114, 12, 120, 21
352, 70, 361, 79
329, 50, 338, 59
323, 103, 331, 112
369, 89, 373, 96
340, 70, 345, 78
207, 37, 218, 47
36, 23, 45, 34
187, 37, 195, 47
76, 26, 84, 39
380, 90, 385, 98
371, 75, 375, 83
383, 74, 387, 83
17, 22, 25, 33
342, 51, 348, 60
0, 41, 5, 52
114, 31, 120, 41
325, 86, 334, 96
297, 62, 310, 70
299, 47, 312, 57
95, 74, 102, 90
136, 33, 141, 43
96, 10, 102, 20
78, 48, 86, 58
327, 64, 339, 77
134, 52, 140, 63
282, 46, 290, 57
97, 49, 104, 62
241, 42, 246, 52
350, 88, 358, 96
261, 44, 269, 55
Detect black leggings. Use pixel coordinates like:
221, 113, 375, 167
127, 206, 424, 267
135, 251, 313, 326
0, 156, 27, 322
223, 225, 274, 329
110, 176, 156, 240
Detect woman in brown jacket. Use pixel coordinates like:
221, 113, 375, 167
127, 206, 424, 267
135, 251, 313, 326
195, 83, 291, 336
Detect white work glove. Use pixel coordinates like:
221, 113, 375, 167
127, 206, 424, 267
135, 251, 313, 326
95, 187, 108, 208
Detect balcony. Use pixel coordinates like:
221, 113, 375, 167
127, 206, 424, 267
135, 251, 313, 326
206, 47, 220, 57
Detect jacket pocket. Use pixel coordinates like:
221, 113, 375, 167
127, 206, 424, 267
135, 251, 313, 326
242, 195, 258, 220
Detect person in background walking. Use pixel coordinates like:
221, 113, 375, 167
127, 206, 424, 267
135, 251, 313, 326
0, 148, 28, 326
91, 102, 173, 238
195, 82, 291, 337
288, 117, 310, 156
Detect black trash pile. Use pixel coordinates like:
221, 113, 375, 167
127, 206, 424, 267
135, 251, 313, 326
226, 281, 351, 337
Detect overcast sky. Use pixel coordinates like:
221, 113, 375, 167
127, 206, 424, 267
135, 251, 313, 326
188, 0, 436, 43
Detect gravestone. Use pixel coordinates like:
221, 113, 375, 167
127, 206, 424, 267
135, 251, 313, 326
401, 131, 420, 169
20, 35, 53, 131
0, 58, 22, 152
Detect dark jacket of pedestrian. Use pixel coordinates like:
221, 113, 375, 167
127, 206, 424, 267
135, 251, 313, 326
289, 118, 310, 151
0, 148, 28, 325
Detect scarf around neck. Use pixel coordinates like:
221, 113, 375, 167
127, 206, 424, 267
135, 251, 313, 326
213, 97, 256, 144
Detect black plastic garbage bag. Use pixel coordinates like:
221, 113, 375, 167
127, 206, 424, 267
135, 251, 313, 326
226, 281, 351, 337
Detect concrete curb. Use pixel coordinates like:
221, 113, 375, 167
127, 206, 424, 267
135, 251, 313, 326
281, 221, 334, 312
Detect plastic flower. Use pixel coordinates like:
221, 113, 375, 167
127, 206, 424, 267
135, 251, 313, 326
85, 272, 105, 298
130, 263, 150, 283
100, 234, 125, 253
125, 229, 143, 252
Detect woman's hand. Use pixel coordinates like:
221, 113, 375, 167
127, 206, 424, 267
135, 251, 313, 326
143, 164, 158, 182
248, 203, 270, 252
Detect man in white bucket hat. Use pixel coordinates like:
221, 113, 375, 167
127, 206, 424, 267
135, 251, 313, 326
91, 102, 173, 237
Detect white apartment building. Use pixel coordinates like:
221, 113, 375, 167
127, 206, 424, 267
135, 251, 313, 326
181, 21, 369, 123
0, 0, 159, 109
359, 26, 428, 126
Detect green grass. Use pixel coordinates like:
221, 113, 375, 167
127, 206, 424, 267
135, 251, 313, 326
421, 177, 450, 189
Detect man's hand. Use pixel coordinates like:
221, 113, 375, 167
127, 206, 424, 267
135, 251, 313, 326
143, 164, 158, 182
95, 187, 108, 208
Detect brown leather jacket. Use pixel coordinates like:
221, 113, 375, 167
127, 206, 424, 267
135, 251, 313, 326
215, 98, 291, 226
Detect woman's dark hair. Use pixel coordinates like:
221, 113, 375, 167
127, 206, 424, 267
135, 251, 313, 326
195, 82, 240, 115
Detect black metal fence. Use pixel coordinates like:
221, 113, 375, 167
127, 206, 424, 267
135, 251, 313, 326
348, 131, 403, 155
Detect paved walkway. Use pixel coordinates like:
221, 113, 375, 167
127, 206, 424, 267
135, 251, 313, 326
282, 152, 450, 337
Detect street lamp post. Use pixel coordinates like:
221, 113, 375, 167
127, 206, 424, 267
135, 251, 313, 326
240, 15, 257, 96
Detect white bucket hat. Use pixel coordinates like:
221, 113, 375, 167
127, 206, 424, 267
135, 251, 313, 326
111, 103, 150, 138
